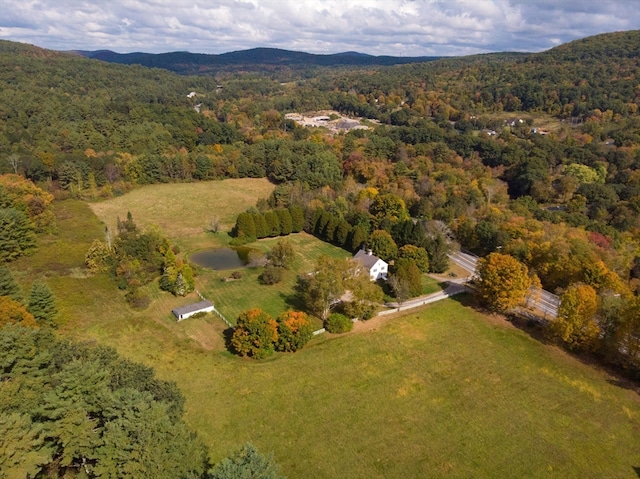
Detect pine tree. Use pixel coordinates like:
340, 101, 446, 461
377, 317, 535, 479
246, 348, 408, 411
210, 443, 284, 479
27, 281, 57, 326
0, 266, 22, 301
288, 205, 305, 233
0, 207, 36, 261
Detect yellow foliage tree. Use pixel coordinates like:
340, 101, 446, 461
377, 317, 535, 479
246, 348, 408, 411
475, 253, 531, 312
551, 284, 599, 350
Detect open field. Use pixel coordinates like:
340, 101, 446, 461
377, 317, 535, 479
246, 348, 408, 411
88, 177, 275, 251
10, 185, 640, 478
77, 297, 640, 479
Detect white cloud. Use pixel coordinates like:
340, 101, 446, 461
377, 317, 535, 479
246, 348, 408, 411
0, 0, 638, 56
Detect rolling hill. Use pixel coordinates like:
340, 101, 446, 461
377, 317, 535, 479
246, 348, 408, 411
71, 46, 442, 74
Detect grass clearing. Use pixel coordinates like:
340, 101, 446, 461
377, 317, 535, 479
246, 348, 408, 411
88, 178, 274, 251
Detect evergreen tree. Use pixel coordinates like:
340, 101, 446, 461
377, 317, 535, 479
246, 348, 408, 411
234, 212, 256, 241
0, 207, 36, 262
210, 443, 284, 479
349, 225, 369, 252
0, 326, 209, 478
253, 213, 269, 239
27, 281, 57, 326
288, 205, 305, 233
264, 211, 281, 237
334, 220, 352, 247
276, 209, 293, 235
0, 266, 22, 301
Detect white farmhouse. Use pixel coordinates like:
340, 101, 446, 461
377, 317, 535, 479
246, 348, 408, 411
353, 249, 388, 281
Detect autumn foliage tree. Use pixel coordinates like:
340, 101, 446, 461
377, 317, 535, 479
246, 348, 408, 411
0, 297, 37, 328
367, 230, 398, 261
231, 308, 278, 359
550, 283, 600, 350
475, 253, 531, 312
275, 311, 313, 352
398, 244, 430, 273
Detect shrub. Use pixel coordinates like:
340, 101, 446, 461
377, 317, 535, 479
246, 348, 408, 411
247, 250, 267, 268
261, 265, 284, 285
344, 301, 376, 321
324, 313, 353, 334
125, 288, 150, 310
231, 271, 243, 280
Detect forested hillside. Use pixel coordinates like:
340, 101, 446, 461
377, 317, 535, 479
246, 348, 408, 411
1, 31, 640, 367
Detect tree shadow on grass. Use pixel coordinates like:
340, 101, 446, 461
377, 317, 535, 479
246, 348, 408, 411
633, 466, 640, 478
607, 377, 640, 394
222, 326, 236, 354
281, 286, 306, 311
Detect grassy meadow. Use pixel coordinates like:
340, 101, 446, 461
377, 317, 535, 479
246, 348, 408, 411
8, 179, 640, 478
88, 177, 275, 252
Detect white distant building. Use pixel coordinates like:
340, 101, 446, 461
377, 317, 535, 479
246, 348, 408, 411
353, 249, 388, 281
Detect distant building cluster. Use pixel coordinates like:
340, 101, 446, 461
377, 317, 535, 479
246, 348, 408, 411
285, 111, 373, 134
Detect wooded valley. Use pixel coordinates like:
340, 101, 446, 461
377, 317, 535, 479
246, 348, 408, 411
1, 30, 640, 478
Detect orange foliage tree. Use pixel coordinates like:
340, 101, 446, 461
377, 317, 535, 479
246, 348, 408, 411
275, 311, 313, 352
0, 297, 37, 328
0, 174, 55, 232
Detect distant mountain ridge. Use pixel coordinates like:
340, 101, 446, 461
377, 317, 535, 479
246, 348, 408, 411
71, 47, 442, 74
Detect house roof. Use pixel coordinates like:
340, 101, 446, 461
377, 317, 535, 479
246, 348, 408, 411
353, 249, 385, 269
172, 300, 214, 316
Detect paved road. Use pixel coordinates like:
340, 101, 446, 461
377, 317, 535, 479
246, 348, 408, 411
448, 251, 478, 274
382, 281, 469, 313
448, 251, 559, 318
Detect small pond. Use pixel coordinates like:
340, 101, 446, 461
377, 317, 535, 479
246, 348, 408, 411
189, 247, 254, 270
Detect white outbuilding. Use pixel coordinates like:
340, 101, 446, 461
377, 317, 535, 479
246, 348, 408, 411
172, 300, 215, 321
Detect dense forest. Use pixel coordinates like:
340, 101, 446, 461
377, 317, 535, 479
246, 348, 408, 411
1, 30, 640, 474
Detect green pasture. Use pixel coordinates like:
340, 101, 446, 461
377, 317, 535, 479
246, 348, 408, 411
80, 298, 640, 479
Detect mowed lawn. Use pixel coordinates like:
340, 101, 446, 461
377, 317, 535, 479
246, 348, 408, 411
196, 233, 353, 323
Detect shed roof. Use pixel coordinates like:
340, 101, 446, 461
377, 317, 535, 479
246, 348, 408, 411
172, 300, 214, 317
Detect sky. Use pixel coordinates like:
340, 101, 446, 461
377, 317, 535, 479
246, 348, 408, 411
0, 0, 639, 57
